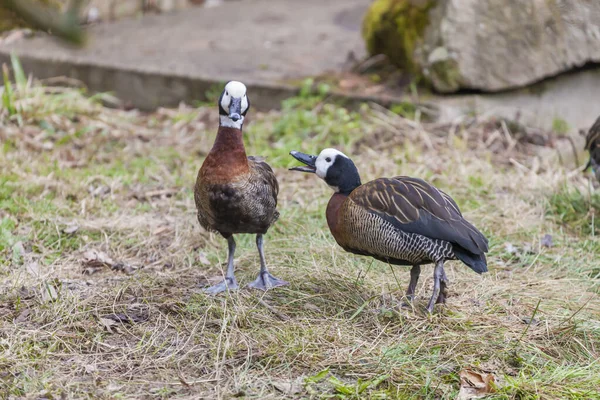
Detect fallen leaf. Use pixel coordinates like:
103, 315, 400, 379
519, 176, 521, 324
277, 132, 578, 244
63, 223, 79, 234
541, 234, 553, 248
457, 369, 495, 400
40, 281, 60, 303
18, 286, 34, 300
12, 241, 25, 260
522, 243, 536, 255
105, 382, 123, 392
98, 317, 118, 333
198, 252, 211, 265
26, 261, 40, 277
152, 226, 171, 235
102, 312, 148, 324
14, 309, 31, 323
272, 379, 303, 395
504, 242, 517, 255
111, 262, 139, 275
521, 317, 540, 326
82, 267, 100, 275
82, 249, 115, 267
81, 249, 116, 274
84, 364, 97, 374
88, 184, 110, 198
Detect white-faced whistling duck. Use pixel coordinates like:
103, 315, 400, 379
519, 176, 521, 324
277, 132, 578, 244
289, 148, 488, 313
195, 81, 288, 294
584, 116, 600, 183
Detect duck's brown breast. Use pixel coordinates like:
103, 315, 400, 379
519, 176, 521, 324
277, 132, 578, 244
326, 193, 349, 247
195, 127, 279, 235
198, 126, 250, 185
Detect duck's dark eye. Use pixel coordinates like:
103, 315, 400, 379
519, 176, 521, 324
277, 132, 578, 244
325, 157, 331, 162
225, 91, 229, 96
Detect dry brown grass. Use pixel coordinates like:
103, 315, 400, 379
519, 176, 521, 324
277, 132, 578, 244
1, 75, 599, 399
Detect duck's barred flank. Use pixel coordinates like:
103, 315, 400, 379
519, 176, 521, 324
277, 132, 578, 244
338, 199, 455, 265
349, 177, 487, 257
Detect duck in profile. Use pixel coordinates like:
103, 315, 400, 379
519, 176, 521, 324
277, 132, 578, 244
584, 116, 600, 183
195, 81, 288, 294
289, 148, 488, 312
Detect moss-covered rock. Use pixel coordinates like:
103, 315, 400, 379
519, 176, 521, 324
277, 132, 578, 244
0, 7, 27, 31
362, 0, 435, 73
426, 47, 461, 92
0, 0, 64, 32
364, 0, 600, 93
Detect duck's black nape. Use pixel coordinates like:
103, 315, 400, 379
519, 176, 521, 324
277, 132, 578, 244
325, 156, 362, 194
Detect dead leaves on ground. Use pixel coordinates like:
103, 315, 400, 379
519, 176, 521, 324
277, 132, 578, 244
457, 369, 496, 399
81, 249, 139, 275
97, 305, 150, 333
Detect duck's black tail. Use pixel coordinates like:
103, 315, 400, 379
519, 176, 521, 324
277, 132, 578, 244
453, 246, 488, 274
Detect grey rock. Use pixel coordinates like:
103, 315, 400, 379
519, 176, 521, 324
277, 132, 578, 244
416, 0, 600, 92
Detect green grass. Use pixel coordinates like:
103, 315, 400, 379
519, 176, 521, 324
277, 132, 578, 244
548, 186, 599, 235
1, 69, 599, 399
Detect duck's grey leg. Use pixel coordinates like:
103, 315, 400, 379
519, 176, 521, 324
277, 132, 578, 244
405, 264, 421, 301
247, 234, 289, 291
426, 261, 445, 313
203, 236, 239, 295
436, 266, 449, 304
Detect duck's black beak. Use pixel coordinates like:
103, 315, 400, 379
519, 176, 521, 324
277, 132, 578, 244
229, 97, 242, 121
289, 150, 317, 173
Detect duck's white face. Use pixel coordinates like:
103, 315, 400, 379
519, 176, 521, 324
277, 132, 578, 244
220, 81, 249, 129
315, 148, 349, 179
289, 147, 361, 194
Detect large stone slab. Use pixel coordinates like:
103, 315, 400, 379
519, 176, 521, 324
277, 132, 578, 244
435, 68, 600, 133
364, 0, 600, 93
0, 0, 369, 109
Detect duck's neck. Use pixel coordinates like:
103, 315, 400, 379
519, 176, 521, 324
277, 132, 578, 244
326, 192, 348, 236
203, 126, 249, 180
210, 126, 246, 155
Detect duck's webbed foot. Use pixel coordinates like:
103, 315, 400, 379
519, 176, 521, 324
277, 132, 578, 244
247, 271, 289, 291
203, 236, 239, 295
203, 276, 239, 295
246, 234, 289, 291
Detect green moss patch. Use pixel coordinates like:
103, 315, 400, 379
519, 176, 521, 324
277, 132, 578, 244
362, 0, 435, 73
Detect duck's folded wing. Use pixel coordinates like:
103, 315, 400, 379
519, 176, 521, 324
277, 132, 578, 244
585, 117, 600, 172
584, 116, 600, 151
348, 177, 488, 254
248, 156, 279, 203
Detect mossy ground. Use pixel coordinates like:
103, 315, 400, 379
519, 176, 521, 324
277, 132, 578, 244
1, 67, 600, 399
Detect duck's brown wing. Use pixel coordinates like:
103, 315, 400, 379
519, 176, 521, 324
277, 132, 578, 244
585, 116, 600, 174
348, 177, 488, 255
584, 116, 600, 151
248, 156, 279, 220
